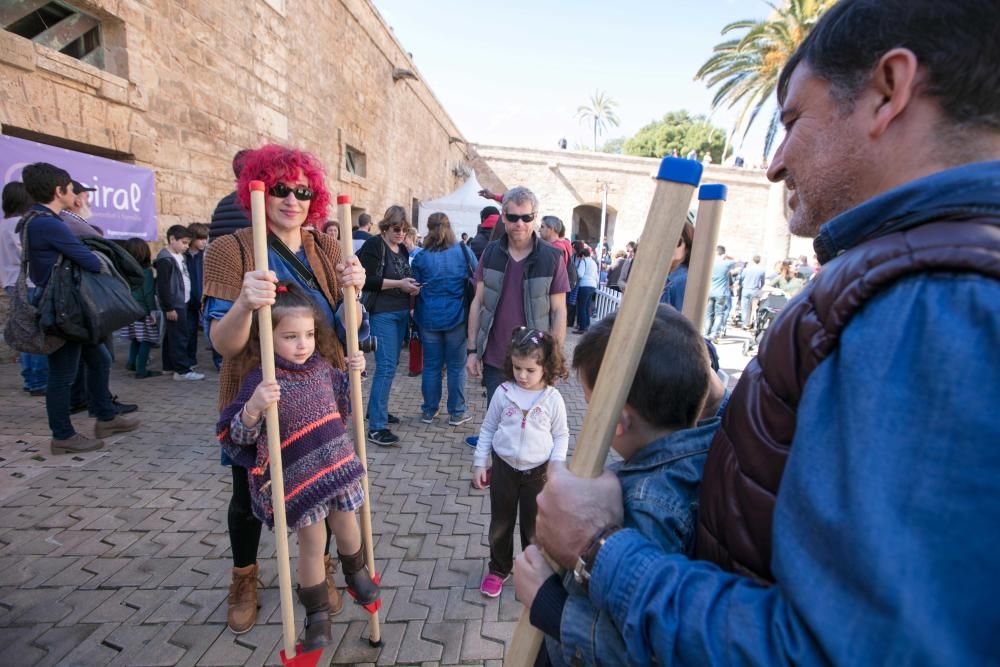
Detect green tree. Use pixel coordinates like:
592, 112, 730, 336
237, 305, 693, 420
695, 0, 836, 158
623, 111, 728, 163
577, 91, 620, 151
600, 137, 626, 154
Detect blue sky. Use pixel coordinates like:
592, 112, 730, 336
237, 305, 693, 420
373, 0, 776, 160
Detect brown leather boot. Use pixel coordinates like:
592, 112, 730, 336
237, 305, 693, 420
227, 563, 260, 634
324, 553, 344, 616
340, 547, 380, 605
297, 582, 332, 651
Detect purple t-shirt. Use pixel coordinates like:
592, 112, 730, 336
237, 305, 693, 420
475, 253, 569, 369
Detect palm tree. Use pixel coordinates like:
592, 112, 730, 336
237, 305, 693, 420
577, 91, 620, 152
695, 0, 836, 159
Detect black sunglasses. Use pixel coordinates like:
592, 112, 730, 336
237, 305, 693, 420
268, 183, 315, 201
504, 212, 536, 223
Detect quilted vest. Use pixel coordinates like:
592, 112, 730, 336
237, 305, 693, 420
475, 234, 562, 356
695, 215, 1000, 581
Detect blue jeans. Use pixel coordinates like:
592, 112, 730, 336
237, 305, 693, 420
483, 364, 505, 408
367, 309, 409, 430
47, 340, 115, 439
420, 323, 468, 417
704, 295, 730, 338
741, 290, 759, 326
5, 286, 48, 390
576, 286, 596, 330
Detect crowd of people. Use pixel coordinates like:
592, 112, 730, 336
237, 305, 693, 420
2, 0, 997, 661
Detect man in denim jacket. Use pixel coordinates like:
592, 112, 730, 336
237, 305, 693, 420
532, 1, 1000, 665
515, 306, 720, 666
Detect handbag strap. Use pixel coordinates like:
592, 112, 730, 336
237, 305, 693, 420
461, 243, 474, 279
15, 211, 43, 288
266, 233, 337, 314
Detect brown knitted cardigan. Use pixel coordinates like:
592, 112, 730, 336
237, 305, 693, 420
202, 227, 345, 409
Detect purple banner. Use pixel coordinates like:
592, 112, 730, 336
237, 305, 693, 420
0, 135, 157, 240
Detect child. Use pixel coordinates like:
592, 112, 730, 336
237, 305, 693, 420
154, 225, 203, 380
514, 305, 720, 667
184, 222, 209, 370
216, 281, 379, 650
120, 238, 161, 378
473, 327, 570, 598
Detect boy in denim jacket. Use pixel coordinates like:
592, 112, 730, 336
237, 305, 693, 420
514, 305, 719, 666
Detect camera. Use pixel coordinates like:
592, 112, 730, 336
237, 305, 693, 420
359, 336, 378, 354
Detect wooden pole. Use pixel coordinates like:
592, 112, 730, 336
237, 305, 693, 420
337, 195, 383, 647
248, 180, 298, 659
682, 185, 728, 327
503, 158, 703, 667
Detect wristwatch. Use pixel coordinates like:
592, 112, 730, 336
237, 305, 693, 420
466, 348, 477, 355
573, 525, 621, 593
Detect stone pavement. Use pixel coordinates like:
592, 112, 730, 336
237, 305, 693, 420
0, 327, 751, 666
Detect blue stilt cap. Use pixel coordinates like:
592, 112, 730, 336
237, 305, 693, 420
656, 157, 703, 186
699, 184, 728, 201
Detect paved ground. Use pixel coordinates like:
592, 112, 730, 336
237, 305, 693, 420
0, 325, 751, 666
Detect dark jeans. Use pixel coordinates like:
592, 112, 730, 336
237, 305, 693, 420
575, 286, 596, 330
488, 455, 547, 577
228, 465, 331, 568
185, 304, 200, 367
47, 340, 114, 439
163, 308, 193, 373
483, 363, 505, 408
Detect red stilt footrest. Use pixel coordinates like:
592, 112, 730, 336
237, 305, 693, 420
280, 644, 323, 667
345, 571, 382, 614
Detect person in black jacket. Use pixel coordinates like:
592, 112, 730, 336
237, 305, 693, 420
155, 225, 204, 381
21, 162, 139, 454
469, 206, 499, 259
208, 150, 251, 241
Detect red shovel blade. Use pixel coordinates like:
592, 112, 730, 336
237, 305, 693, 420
345, 571, 382, 614
280, 644, 323, 667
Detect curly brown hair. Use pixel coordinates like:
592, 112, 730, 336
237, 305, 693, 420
503, 327, 568, 385
234, 280, 345, 378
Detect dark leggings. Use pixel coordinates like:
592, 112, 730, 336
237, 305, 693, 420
228, 465, 332, 568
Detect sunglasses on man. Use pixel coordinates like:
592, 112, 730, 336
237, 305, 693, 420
268, 183, 315, 201
504, 212, 535, 223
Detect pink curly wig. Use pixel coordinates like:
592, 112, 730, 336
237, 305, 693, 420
236, 144, 331, 229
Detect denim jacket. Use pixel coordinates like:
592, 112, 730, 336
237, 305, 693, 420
586, 160, 1000, 666
549, 418, 718, 667
411, 242, 477, 332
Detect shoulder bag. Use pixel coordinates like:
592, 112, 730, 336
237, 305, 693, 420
3, 212, 65, 354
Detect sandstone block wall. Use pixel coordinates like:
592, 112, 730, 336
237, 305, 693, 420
1, 0, 470, 235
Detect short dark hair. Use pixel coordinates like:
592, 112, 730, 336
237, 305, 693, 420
716, 245, 726, 255
2, 181, 33, 218
120, 237, 151, 267
187, 222, 209, 240
166, 224, 192, 241
480, 205, 500, 222
357, 213, 372, 229
778, 0, 1000, 131
573, 305, 711, 429
21, 162, 71, 204
232, 149, 250, 178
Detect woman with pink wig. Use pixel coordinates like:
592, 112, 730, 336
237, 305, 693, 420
201, 144, 367, 637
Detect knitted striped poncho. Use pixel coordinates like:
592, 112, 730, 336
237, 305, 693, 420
217, 352, 365, 530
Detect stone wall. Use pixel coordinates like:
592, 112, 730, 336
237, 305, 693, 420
470, 144, 815, 265
0, 0, 471, 234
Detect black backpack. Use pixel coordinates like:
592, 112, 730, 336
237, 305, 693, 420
565, 251, 579, 290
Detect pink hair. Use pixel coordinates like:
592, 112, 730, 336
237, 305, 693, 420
236, 144, 331, 228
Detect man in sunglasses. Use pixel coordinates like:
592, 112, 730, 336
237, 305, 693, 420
465, 186, 569, 448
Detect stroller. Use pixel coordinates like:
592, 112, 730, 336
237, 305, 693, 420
742, 293, 788, 356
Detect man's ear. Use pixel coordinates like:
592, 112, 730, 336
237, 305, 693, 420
616, 406, 633, 437
868, 47, 921, 139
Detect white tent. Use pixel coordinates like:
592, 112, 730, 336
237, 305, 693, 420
417, 173, 499, 242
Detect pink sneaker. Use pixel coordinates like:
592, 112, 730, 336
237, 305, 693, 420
480, 573, 507, 598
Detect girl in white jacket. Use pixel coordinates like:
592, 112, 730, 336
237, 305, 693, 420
473, 327, 570, 598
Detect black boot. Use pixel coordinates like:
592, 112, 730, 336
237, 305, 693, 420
339, 547, 380, 605
296, 582, 331, 651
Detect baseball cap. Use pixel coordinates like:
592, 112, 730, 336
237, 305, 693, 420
71, 179, 96, 194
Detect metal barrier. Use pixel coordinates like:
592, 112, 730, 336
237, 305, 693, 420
593, 286, 622, 321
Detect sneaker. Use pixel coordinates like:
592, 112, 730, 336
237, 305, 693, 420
368, 429, 400, 447
387, 413, 400, 424
480, 573, 508, 598
464, 436, 479, 449
51, 433, 104, 455
29, 388, 47, 397
449, 413, 472, 427
135, 370, 163, 379
173, 371, 205, 381
95, 414, 140, 439
420, 410, 439, 424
